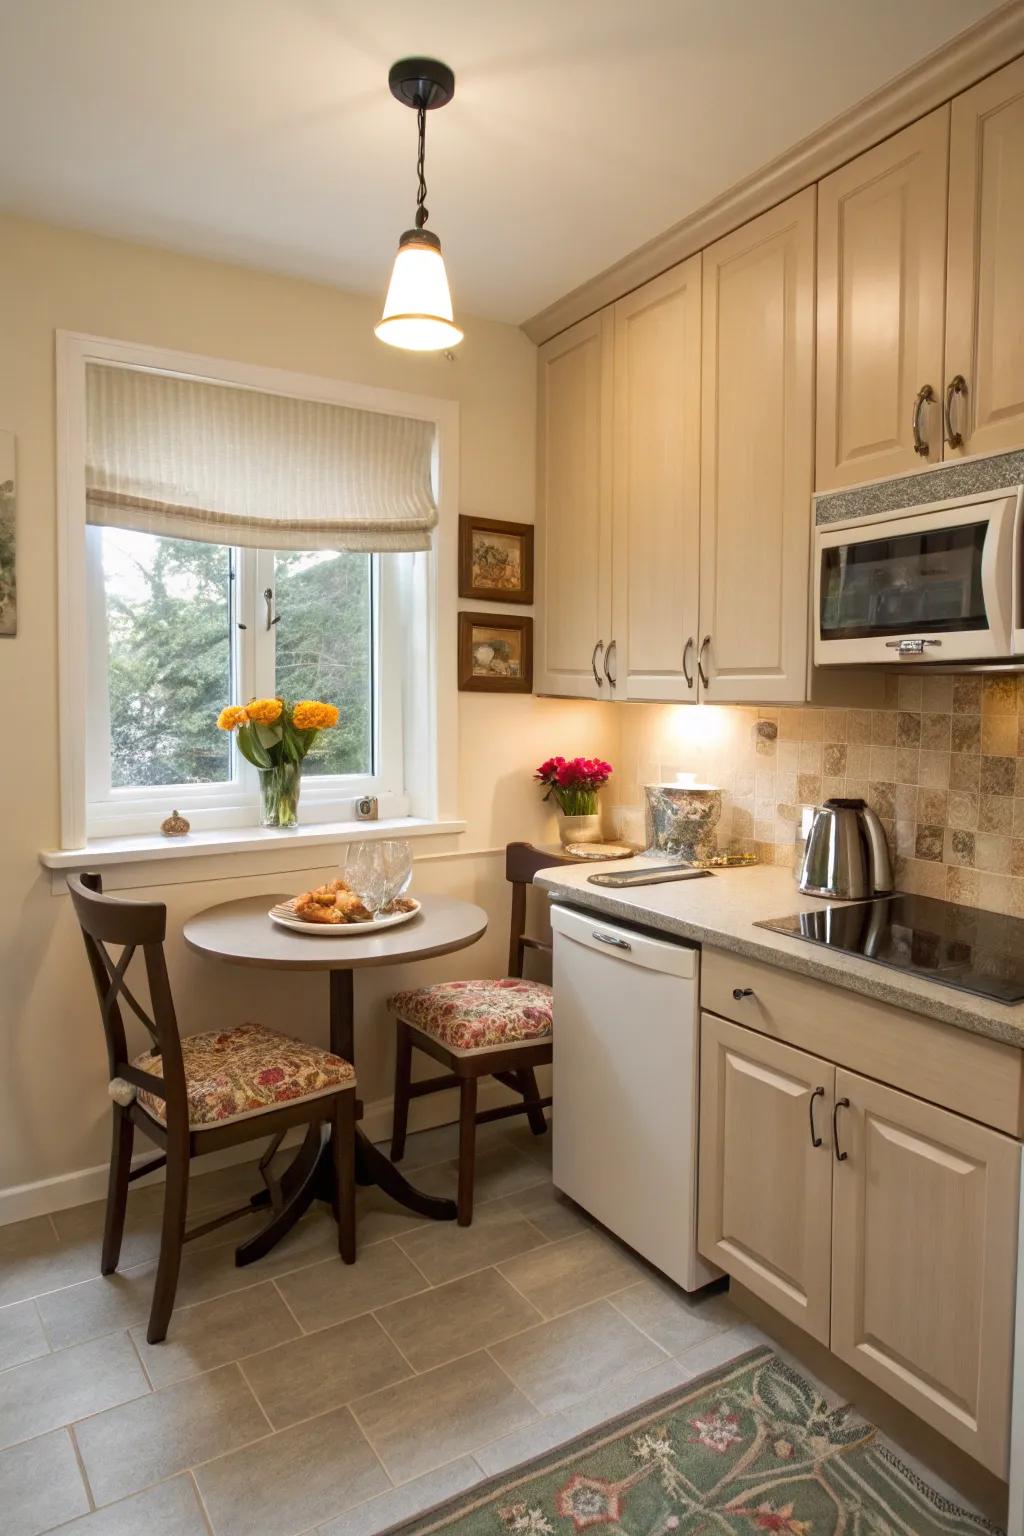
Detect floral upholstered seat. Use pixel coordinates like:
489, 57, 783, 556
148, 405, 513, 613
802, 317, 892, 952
387, 978, 553, 1053
131, 1023, 355, 1130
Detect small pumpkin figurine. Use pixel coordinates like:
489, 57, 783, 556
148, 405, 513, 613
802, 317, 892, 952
160, 809, 191, 838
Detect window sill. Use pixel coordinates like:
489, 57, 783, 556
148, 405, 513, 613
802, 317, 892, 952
40, 817, 467, 874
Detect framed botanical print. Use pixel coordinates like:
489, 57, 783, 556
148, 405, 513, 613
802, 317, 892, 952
458, 515, 534, 604
458, 611, 533, 693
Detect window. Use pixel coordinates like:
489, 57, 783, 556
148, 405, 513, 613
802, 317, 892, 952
85, 532, 390, 832
57, 337, 460, 849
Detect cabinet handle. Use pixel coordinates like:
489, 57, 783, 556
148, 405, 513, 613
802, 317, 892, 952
912, 384, 934, 457
808, 1085, 825, 1148
944, 374, 967, 449
732, 987, 754, 1001
603, 639, 617, 688
593, 930, 631, 951
697, 634, 711, 688
832, 1096, 850, 1161
591, 640, 604, 688
682, 636, 695, 689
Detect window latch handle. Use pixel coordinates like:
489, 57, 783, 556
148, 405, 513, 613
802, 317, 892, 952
264, 587, 281, 631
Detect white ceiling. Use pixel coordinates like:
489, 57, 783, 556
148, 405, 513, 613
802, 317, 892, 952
0, 0, 1005, 323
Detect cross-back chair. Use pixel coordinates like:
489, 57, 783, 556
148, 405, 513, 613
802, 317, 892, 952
387, 842, 578, 1224
69, 872, 358, 1343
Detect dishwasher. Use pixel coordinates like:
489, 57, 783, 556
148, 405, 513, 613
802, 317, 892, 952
551, 902, 720, 1292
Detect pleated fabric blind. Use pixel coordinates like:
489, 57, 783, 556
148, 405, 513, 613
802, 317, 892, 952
85, 364, 438, 552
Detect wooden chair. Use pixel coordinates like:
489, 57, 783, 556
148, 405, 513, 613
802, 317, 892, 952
69, 872, 358, 1344
387, 842, 578, 1225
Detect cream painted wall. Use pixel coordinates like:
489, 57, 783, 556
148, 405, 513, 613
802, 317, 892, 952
0, 215, 617, 1213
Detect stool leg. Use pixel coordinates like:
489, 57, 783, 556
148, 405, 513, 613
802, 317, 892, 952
147, 1132, 189, 1344
457, 1076, 478, 1227
333, 1094, 356, 1264
391, 1021, 413, 1162
518, 1068, 549, 1136
101, 1104, 134, 1274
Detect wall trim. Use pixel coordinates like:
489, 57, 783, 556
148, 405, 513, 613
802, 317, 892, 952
521, 1, 1024, 345
0, 1074, 539, 1226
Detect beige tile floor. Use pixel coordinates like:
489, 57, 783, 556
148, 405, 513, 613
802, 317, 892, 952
0, 1118, 769, 1536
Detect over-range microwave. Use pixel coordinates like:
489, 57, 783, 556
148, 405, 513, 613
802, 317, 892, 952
813, 484, 1024, 666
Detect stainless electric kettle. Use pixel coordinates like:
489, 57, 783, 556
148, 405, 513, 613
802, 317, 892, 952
798, 797, 894, 900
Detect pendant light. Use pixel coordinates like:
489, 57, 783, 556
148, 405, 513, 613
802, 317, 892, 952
375, 58, 464, 352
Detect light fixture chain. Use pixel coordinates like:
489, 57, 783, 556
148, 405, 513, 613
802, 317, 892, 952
415, 105, 428, 229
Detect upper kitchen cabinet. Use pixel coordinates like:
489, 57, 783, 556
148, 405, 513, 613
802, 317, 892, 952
535, 311, 614, 699
945, 55, 1024, 459
698, 188, 815, 703
816, 108, 949, 490
611, 256, 702, 703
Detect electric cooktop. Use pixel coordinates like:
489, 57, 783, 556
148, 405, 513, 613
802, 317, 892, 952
756, 892, 1024, 1004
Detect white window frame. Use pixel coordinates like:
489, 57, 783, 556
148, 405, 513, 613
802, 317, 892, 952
57, 332, 459, 851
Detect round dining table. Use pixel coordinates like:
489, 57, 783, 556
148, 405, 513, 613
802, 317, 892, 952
183, 892, 488, 1265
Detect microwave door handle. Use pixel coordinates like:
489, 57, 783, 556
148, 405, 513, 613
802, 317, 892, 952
980, 498, 1016, 654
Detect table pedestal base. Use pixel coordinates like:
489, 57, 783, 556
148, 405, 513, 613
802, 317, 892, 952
235, 968, 456, 1266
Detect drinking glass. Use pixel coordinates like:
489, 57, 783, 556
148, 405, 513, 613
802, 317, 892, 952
379, 840, 413, 912
343, 842, 386, 918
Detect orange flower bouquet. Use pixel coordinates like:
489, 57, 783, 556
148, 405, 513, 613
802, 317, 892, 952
217, 697, 339, 828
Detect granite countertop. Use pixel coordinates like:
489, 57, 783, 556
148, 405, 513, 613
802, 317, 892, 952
535, 859, 1024, 1050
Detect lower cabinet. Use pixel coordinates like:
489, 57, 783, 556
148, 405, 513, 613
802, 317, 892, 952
698, 1013, 834, 1345
698, 1012, 1019, 1477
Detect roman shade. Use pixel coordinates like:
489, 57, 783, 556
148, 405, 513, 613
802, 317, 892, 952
85, 363, 438, 552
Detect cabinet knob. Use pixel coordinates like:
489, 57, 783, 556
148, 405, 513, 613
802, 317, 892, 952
732, 987, 754, 1000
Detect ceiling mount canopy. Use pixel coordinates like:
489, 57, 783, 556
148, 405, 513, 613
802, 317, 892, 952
375, 56, 464, 354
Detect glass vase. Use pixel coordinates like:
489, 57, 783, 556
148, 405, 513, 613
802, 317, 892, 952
258, 763, 302, 829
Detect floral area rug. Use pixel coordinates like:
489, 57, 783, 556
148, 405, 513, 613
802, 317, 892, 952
390, 1349, 1003, 1536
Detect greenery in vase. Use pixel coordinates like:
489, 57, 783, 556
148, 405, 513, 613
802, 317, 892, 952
216, 696, 340, 769
535, 755, 613, 817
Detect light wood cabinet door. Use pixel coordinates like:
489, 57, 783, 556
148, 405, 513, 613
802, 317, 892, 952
611, 257, 701, 703
698, 1012, 834, 1344
699, 189, 815, 703
816, 108, 949, 489
831, 1069, 1019, 1477
535, 311, 613, 698
946, 55, 1024, 459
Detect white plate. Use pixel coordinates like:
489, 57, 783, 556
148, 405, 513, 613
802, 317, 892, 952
268, 898, 421, 936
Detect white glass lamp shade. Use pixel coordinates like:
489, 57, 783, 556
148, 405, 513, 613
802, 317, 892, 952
375, 232, 464, 351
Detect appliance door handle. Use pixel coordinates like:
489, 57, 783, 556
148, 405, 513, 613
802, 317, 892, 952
697, 634, 711, 689
603, 638, 617, 688
832, 1096, 850, 1161
944, 374, 966, 449
682, 636, 695, 689
591, 640, 604, 688
592, 930, 632, 951
809, 1085, 825, 1149
912, 384, 934, 457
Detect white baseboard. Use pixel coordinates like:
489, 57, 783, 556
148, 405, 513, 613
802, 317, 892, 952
0, 1077, 534, 1226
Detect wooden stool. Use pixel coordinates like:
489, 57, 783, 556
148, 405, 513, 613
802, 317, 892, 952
69, 873, 358, 1343
387, 842, 579, 1225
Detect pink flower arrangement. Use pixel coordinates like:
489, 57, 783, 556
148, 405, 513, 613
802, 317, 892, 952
535, 756, 613, 816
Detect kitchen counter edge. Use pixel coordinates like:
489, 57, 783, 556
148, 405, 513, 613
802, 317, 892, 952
535, 864, 1024, 1050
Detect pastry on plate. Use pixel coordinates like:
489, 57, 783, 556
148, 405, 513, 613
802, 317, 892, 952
291, 884, 371, 925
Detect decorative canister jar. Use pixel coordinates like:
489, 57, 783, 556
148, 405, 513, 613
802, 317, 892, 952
643, 779, 722, 863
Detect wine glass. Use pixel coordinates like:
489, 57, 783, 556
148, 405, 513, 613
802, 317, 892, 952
379, 840, 413, 913
343, 842, 386, 919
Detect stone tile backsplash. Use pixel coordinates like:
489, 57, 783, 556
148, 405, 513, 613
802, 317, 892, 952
612, 673, 1024, 917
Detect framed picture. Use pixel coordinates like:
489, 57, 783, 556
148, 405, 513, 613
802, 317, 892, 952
0, 431, 15, 638
458, 611, 533, 693
458, 515, 534, 604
